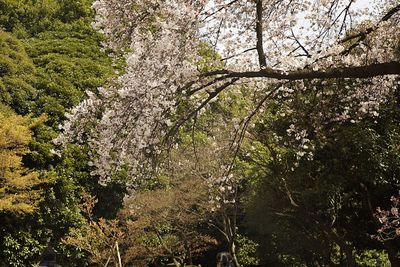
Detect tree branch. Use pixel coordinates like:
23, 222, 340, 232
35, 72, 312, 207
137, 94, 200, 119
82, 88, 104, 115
204, 61, 400, 80
167, 78, 240, 139
340, 4, 400, 43
290, 28, 311, 58
221, 47, 257, 61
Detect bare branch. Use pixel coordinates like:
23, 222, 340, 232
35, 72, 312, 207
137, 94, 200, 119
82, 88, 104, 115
221, 47, 257, 61
201, 0, 240, 21
167, 78, 240, 139
290, 28, 311, 58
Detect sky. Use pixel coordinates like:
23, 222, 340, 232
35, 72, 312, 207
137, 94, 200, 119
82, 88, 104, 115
353, 0, 373, 9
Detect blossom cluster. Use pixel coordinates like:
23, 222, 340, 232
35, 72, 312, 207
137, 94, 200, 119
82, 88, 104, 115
57, 0, 203, 183
375, 195, 400, 241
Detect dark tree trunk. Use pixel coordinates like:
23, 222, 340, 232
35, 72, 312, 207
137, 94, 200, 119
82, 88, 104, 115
323, 227, 357, 267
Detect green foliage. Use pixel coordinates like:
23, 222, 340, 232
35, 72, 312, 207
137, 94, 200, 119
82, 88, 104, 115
0, 0, 117, 266
0, 0, 115, 165
0, 0, 94, 37
1, 231, 43, 267
355, 249, 390, 267
0, 30, 37, 114
26, 27, 114, 126
196, 42, 224, 73
236, 234, 260, 266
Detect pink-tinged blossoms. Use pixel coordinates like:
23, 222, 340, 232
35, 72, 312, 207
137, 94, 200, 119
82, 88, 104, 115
375, 195, 400, 241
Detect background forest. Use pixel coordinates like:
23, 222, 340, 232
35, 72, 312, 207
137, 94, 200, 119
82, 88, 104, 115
0, 0, 399, 266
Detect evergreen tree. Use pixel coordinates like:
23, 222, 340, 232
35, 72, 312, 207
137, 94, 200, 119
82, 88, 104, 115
0, 104, 43, 214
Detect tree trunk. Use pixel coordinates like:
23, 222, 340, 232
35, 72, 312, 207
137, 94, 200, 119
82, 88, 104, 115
229, 239, 241, 267
324, 227, 356, 267
222, 212, 241, 267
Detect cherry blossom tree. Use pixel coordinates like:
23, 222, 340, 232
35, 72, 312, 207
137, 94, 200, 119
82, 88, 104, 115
56, 0, 400, 186
52, 2, 400, 266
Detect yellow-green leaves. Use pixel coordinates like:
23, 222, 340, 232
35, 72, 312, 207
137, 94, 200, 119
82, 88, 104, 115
0, 105, 44, 214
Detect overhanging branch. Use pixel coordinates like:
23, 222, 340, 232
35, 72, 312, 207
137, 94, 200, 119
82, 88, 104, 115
203, 61, 400, 80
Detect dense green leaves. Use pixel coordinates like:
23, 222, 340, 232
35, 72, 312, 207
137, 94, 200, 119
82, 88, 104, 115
0, 31, 37, 114
243, 86, 400, 266
0, 0, 116, 266
0, 0, 93, 37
